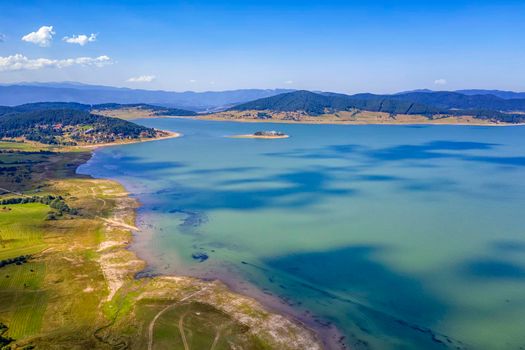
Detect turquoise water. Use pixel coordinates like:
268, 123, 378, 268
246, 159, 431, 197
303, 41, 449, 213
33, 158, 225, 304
78, 119, 525, 350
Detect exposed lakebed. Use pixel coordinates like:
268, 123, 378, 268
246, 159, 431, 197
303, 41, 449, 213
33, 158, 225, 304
78, 119, 525, 350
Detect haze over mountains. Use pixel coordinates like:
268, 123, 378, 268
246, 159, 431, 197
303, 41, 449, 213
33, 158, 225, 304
0, 82, 293, 111
1, 82, 525, 113
400, 89, 525, 100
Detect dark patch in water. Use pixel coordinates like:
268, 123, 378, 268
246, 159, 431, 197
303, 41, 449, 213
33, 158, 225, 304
355, 174, 402, 182
265, 140, 525, 169
181, 166, 261, 176
492, 240, 525, 253
135, 267, 161, 279
266, 245, 444, 322
168, 209, 208, 230
191, 252, 209, 262
491, 240, 525, 253
263, 244, 465, 349
463, 259, 525, 280
105, 153, 187, 173
166, 167, 356, 211
401, 178, 457, 192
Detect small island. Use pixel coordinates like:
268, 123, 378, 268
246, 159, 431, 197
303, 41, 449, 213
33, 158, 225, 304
229, 130, 289, 139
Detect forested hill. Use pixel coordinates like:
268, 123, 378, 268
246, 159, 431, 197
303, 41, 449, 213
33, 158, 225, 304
0, 108, 157, 145
0, 102, 197, 117
230, 90, 525, 123
93, 103, 197, 116
234, 90, 441, 115
351, 91, 525, 111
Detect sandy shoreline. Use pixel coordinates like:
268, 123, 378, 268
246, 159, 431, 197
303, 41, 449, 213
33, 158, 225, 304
197, 115, 525, 127
129, 215, 347, 350
79, 130, 181, 149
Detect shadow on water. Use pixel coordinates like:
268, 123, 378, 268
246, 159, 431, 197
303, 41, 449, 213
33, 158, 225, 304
262, 245, 464, 350
265, 140, 525, 168
183, 166, 262, 175
491, 240, 525, 253
400, 178, 458, 192
463, 259, 525, 280
164, 167, 357, 211
96, 152, 187, 174
267, 245, 444, 322
461, 241, 525, 280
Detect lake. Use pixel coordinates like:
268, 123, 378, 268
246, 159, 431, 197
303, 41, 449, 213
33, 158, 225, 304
78, 119, 525, 350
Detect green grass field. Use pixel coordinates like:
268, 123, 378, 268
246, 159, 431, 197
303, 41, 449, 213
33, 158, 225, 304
0, 203, 49, 340
0, 141, 46, 152
0, 147, 91, 192
0, 203, 48, 260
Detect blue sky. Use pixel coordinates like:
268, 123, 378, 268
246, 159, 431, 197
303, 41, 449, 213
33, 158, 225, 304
0, 0, 524, 93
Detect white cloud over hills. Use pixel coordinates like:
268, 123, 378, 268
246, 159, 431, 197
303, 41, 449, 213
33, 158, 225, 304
22, 26, 55, 47
63, 33, 97, 46
0, 54, 112, 71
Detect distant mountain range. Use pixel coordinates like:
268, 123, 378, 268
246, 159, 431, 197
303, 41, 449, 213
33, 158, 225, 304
1, 82, 525, 123
230, 90, 525, 123
399, 89, 525, 100
0, 82, 293, 111
350, 91, 525, 111
1, 82, 524, 112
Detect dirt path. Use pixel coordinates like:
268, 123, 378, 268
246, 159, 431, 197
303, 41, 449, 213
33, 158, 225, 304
179, 312, 190, 350
90, 185, 106, 210
99, 217, 139, 231
210, 330, 221, 350
0, 187, 32, 197
147, 287, 208, 350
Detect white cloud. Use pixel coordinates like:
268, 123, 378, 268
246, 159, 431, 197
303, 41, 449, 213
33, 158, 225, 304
434, 78, 447, 85
127, 75, 156, 83
189, 79, 197, 83
22, 26, 55, 47
0, 54, 112, 72
284, 80, 294, 85
63, 33, 97, 46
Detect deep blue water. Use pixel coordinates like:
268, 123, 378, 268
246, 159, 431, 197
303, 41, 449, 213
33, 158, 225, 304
79, 119, 525, 350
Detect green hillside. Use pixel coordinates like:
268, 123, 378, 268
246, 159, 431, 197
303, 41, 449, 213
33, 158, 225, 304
230, 90, 525, 123
0, 109, 157, 145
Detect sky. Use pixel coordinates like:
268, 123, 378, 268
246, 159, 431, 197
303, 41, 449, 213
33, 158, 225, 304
0, 0, 524, 94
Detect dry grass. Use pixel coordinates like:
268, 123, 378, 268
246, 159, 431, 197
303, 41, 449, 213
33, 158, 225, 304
201, 109, 510, 126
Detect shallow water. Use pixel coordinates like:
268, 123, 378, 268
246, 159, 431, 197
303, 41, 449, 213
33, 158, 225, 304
78, 119, 525, 350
